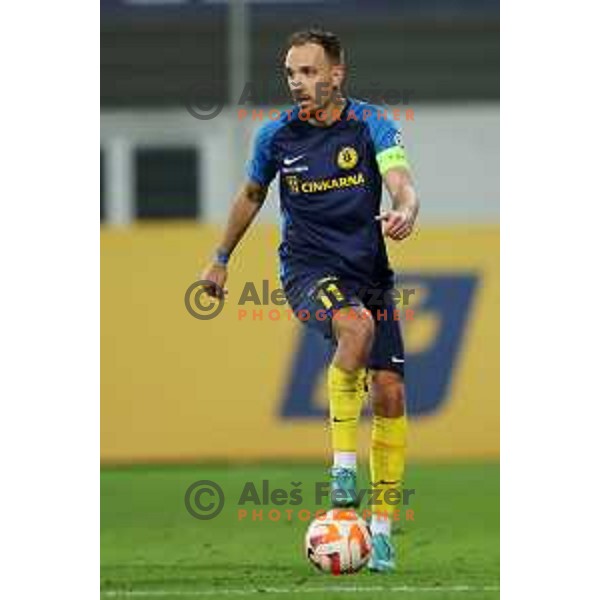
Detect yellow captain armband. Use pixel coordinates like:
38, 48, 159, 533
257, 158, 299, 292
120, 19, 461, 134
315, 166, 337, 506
376, 146, 411, 175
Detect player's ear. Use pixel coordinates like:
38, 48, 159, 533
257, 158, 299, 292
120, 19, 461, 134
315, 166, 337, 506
331, 63, 345, 90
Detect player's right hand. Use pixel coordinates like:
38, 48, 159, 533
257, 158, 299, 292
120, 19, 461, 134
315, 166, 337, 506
198, 263, 228, 299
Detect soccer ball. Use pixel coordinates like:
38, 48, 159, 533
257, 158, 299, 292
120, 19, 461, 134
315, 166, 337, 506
305, 508, 372, 575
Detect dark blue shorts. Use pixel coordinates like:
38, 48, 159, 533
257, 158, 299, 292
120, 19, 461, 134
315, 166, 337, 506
283, 273, 405, 377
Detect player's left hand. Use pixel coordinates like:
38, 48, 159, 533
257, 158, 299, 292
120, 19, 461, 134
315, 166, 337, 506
376, 208, 416, 241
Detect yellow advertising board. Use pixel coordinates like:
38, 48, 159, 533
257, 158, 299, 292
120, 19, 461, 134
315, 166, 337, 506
101, 224, 499, 462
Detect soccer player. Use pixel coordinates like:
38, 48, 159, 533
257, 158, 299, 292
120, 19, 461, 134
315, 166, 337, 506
200, 29, 419, 572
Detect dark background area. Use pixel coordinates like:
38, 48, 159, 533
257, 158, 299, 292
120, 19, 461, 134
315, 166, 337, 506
101, 0, 499, 107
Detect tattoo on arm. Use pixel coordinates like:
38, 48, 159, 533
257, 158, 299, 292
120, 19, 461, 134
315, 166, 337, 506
245, 182, 268, 204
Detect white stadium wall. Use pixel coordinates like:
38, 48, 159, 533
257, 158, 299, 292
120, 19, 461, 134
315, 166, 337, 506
100, 103, 499, 226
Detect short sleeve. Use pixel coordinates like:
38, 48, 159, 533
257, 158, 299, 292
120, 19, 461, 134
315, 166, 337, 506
246, 123, 278, 186
365, 114, 411, 176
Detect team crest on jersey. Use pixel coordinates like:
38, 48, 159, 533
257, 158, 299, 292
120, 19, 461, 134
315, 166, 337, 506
337, 146, 359, 170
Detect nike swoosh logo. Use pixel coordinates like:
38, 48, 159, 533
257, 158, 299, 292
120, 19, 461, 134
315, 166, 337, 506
391, 357, 404, 363
283, 155, 305, 166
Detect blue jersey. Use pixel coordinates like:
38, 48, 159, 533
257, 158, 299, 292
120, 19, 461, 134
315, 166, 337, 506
246, 98, 411, 290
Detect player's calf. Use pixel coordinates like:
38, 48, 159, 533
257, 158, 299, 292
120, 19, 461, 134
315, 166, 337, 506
368, 371, 407, 572
327, 308, 373, 506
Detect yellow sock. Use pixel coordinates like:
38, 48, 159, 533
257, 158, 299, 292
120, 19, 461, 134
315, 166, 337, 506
328, 364, 366, 460
370, 415, 407, 522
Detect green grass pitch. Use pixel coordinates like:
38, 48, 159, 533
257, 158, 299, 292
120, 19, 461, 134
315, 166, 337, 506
101, 462, 499, 599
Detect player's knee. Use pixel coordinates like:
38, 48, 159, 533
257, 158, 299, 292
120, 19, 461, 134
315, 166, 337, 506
371, 371, 405, 417
337, 308, 374, 349
334, 309, 374, 370
354, 309, 375, 348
